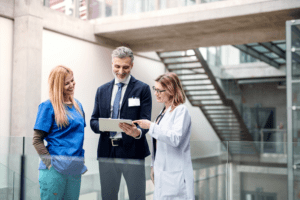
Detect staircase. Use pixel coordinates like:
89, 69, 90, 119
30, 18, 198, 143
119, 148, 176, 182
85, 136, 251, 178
157, 49, 258, 155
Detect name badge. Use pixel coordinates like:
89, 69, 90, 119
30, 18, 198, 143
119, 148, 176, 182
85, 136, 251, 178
128, 97, 140, 107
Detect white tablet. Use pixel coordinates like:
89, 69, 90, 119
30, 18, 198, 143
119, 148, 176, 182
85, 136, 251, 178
99, 118, 133, 132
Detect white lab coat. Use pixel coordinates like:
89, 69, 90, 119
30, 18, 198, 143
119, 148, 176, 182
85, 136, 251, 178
148, 104, 194, 200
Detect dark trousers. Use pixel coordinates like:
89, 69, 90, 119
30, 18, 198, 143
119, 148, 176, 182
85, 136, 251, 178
98, 144, 146, 200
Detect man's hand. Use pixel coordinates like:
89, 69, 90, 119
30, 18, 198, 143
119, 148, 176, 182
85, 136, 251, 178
119, 122, 140, 138
150, 167, 154, 185
132, 120, 152, 129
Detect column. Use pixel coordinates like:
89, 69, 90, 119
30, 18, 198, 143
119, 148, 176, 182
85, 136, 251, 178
155, 0, 160, 10
9, 1, 44, 198
118, 0, 123, 16
11, 0, 43, 138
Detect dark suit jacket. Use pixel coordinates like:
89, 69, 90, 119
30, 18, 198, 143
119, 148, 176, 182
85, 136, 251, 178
90, 76, 152, 159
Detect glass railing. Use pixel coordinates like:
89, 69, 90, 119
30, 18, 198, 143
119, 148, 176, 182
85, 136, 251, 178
1, 137, 297, 199
259, 129, 287, 154
0, 158, 40, 200
228, 141, 289, 200
43, 0, 226, 20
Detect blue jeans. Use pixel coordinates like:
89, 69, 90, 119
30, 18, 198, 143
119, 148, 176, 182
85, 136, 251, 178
39, 167, 81, 200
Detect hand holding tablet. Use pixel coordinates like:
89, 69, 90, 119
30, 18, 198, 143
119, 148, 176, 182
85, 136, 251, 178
99, 118, 132, 132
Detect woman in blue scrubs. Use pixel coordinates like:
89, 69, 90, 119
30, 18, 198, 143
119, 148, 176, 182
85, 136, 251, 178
33, 65, 87, 200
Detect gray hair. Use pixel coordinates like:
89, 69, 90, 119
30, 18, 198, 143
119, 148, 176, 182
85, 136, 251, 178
112, 46, 134, 64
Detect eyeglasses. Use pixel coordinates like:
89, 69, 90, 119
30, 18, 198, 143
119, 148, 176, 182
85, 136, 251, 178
152, 86, 166, 94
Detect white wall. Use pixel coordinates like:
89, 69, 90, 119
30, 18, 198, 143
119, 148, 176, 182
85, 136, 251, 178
241, 173, 287, 200
0, 17, 13, 189
241, 82, 286, 129
0, 17, 13, 144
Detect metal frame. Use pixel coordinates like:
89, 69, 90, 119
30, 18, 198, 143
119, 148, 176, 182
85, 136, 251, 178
286, 19, 300, 200
234, 44, 281, 69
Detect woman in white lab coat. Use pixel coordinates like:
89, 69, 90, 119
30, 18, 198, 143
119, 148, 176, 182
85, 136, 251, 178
133, 72, 194, 200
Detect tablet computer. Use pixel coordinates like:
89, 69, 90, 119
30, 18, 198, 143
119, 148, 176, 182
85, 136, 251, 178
99, 118, 132, 132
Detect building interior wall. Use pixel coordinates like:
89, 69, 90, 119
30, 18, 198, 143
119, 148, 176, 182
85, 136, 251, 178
241, 172, 288, 200
241, 82, 287, 129
0, 17, 13, 190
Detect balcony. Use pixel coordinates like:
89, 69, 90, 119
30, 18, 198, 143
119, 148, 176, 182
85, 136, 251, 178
0, 136, 296, 200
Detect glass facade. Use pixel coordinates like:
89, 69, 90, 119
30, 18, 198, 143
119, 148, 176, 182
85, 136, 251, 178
43, 0, 226, 20
286, 19, 300, 200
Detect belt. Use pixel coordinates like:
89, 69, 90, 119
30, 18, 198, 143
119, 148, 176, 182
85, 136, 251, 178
111, 138, 122, 147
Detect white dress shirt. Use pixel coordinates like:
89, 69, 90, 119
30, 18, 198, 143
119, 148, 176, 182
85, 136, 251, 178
110, 75, 141, 139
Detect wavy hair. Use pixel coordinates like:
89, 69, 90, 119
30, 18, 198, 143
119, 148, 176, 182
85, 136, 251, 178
48, 65, 82, 128
155, 72, 186, 111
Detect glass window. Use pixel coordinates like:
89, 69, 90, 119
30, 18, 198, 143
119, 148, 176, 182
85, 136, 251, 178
274, 58, 286, 64
252, 46, 269, 53
265, 52, 279, 59
240, 52, 257, 63
277, 43, 286, 51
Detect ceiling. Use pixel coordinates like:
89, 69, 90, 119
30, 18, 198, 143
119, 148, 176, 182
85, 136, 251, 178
94, 1, 300, 52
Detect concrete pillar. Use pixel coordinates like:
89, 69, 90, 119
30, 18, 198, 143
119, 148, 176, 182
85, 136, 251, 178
8, 1, 44, 197
11, 0, 43, 139
155, 0, 160, 10
101, 0, 105, 18
74, 0, 80, 18
166, 0, 178, 8
118, 0, 123, 16
230, 163, 241, 200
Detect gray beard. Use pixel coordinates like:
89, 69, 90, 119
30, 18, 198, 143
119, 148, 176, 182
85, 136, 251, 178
113, 70, 130, 82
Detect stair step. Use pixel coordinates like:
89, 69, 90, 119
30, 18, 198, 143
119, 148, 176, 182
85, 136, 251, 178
206, 113, 234, 115
216, 125, 241, 128
183, 83, 213, 86
186, 94, 219, 97
196, 103, 225, 107
160, 55, 195, 59
206, 111, 234, 114
214, 122, 239, 125
189, 99, 222, 101
177, 72, 207, 76
185, 89, 216, 92
180, 78, 210, 82
215, 127, 241, 130
202, 108, 231, 111
168, 66, 203, 71
166, 60, 200, 65
209, 116, 237, 119
218, 131, 241, 134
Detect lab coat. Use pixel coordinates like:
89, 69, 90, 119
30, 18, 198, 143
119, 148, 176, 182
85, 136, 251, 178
148, 104, 194, 200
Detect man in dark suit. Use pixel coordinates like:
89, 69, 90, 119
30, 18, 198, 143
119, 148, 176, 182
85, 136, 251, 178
90, 46, 152, 200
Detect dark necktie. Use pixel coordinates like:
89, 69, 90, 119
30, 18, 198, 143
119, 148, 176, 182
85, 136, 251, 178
110, 82, 125, 138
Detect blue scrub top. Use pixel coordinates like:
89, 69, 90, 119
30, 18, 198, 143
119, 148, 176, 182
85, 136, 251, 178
34, 99, 87, 175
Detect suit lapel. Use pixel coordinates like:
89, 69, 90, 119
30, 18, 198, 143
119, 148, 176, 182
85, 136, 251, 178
105, 79, 115, 117
121, 76, 137, 109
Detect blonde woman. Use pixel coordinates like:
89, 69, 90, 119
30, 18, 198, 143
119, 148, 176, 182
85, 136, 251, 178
133, 72, 194, 200
33, 65, 86, 200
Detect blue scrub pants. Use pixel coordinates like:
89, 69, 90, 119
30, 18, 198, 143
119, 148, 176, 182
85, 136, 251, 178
39, 167, 81, 200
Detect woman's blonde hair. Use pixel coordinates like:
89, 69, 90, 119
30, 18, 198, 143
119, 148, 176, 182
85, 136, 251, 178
155, 72, 186, 111
48, 65, 82, 128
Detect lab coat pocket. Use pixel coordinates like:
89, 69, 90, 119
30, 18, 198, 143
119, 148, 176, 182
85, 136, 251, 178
160, 170, 187, 198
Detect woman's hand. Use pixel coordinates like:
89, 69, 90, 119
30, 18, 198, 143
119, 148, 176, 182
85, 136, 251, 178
150, 166, 154, 185
132, 120, 152, 129
119, 122, 140, 138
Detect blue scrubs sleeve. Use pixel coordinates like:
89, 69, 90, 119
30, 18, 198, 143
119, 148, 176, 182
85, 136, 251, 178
76, 99, 86, 128
34, 101, 54, 133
